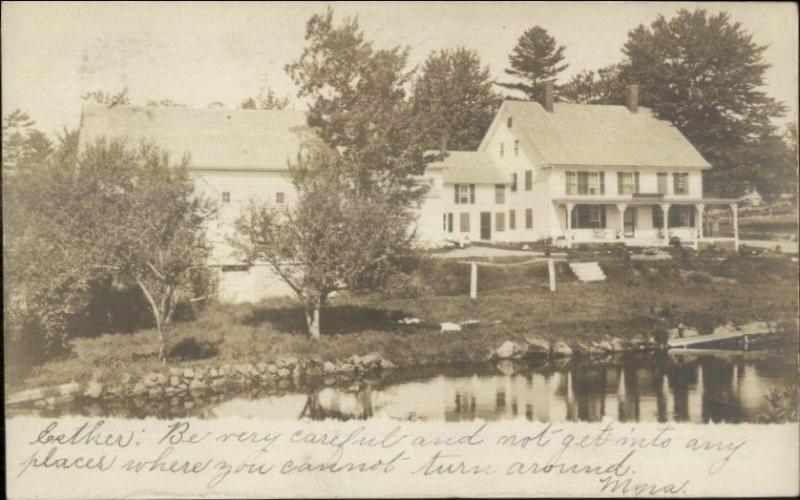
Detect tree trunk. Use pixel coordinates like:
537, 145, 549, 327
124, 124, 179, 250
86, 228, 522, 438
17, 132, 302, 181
137, 278, 169, 363
157, 325, 168, 363
305, 305, 321, 341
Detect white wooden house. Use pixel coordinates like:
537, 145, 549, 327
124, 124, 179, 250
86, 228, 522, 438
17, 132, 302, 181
429, 83, 739, 248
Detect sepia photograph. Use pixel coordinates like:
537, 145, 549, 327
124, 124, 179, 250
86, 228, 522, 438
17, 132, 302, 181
3, 1, 799, 498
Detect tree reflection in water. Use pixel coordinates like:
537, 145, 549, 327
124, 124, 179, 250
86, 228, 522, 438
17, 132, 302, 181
291, 354, 795, 424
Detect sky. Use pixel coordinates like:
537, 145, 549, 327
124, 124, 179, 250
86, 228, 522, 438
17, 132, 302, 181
2, 1, 798, 136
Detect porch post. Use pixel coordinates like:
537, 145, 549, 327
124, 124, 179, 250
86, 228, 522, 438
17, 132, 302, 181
616, 203, 628, 239
565, 203, 575, 248
730, 202, 739, 251
694, 203, 705, 250
660, 203, 671, 246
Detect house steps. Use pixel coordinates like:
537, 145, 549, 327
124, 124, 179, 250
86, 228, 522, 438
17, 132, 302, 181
568, 262, 607, 282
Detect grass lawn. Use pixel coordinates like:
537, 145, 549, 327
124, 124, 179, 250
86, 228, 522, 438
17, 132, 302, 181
8, 247, 799, 392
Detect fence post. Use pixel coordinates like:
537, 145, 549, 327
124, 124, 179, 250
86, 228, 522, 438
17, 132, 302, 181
470, 262, 478, 299
548, 258, 556, 292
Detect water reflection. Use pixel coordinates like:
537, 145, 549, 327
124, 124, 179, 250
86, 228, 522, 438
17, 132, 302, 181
13, 353, 796, 423
205, 353, 794, 424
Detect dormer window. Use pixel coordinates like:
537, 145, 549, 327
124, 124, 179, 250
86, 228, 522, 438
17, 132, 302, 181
222, 192, 231, 203
507, 117, 513, 128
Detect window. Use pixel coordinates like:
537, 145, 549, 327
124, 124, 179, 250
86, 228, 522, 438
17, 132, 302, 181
509, 210, 516, 230
514, 140, 519, 156
222, 192, 231, 203
495, 184, 505, 204
657, 173, 668, 194
673, 173, 689, 195
276, 192, 285, 204
507, 117, 513, 128
525, 208, 533, 229
571, 205, 607, 229
566, 171, 605, 195
460, 212, 470, 233
511, 173, 518, 192
454, 184, 474, 204
495, 212, 505, 231
617, 172, 639, 195
524, 170, 532, 191
668, 205, 695, 227
499, 142, 505, 157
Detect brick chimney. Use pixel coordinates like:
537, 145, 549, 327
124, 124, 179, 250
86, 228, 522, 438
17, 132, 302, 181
543, 80, 555, 112
627, 84, 639, 113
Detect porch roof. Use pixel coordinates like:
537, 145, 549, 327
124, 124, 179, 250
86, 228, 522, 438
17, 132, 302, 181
552, 196, 738, 205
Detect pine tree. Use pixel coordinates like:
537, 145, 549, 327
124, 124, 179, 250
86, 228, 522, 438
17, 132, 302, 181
497, 26, 568, 101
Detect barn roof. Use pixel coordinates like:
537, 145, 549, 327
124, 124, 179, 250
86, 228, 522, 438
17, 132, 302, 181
78, 104, 315, 170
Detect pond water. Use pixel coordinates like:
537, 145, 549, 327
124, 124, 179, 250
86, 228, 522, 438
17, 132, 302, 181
13, 352, 797, 423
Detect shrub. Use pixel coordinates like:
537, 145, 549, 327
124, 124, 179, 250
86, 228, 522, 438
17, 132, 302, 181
760, 386, 799, 423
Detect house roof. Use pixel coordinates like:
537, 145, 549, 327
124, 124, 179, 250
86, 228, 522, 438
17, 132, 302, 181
428, 151, 510, 184
481, 100, 711, 170
78, 103, 316, 170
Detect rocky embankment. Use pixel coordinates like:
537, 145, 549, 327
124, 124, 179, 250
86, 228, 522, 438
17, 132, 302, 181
7, 353, 396, 409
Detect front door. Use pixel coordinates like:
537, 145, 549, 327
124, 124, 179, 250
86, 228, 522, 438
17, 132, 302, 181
480, 212, 491, 240
623, 207, 636, 237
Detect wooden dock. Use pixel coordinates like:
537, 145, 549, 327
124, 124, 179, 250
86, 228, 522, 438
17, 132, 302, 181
667, 329, 773, 349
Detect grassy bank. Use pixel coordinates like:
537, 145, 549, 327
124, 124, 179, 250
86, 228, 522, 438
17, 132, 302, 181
8, 247, 799, 392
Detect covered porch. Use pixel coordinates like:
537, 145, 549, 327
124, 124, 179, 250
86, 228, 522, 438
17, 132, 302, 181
553, 196, 740, 249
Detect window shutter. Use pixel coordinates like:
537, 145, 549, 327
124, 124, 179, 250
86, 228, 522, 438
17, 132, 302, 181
454, 184, 459, 204
565, 172, 574, 194
469, 184, 475, 204
600, 172, 605, 194
634, 172, 640, 194
617, 172, 623, 194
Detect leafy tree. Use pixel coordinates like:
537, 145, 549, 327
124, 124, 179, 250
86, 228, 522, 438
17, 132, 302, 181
411, 48, 502, 150
240, 84, 291, 110
83, 140, 215, 360
748, 122, 798, 205
2, 110, 53, 173
559, 64, 626, 105
234, 147, 417, 340
5, 138, 215, 361
619, 9, 787, 197
286, 7, 428, 207
81, 87, 130, 107
251, 7, 429, 339
497, 26, 568, 101
4, 129, 80, 357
